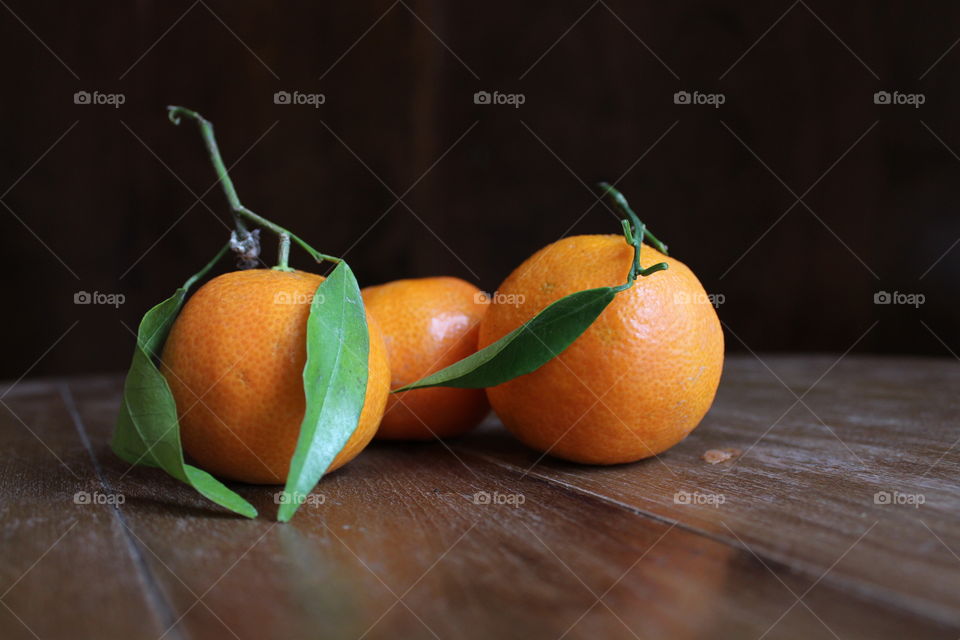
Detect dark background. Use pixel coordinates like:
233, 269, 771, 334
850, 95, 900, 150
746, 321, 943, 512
1, 1, 958, 379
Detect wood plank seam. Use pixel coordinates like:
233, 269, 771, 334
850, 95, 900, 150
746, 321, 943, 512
58, 382, 189, 640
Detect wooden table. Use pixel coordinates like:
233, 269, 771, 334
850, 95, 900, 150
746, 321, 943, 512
1, 355, 958, 639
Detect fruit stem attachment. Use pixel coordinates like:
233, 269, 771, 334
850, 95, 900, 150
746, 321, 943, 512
274, 233, 293, 272
167, 106, 341, 266
597, 183, 669, 292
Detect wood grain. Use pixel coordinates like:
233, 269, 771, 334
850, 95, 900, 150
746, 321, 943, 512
1, 356, 958, 639
0, 380, 168, 639
452, 355, 960, 626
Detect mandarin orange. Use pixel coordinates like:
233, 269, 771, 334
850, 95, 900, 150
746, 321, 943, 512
361, 276, 489, 439
160, 269, 390, 484
478, 235, 723, 464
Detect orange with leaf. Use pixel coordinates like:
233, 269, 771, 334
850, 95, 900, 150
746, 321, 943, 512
112, 107, 393, 521
479, 234, 723, 464
161, 269, 390, 484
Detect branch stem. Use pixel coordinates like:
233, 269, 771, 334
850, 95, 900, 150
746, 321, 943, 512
598, 182, 669, 291
167, 106, 340, 265
183, 242, 230, 290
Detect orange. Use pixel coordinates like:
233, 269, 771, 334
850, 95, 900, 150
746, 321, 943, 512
361, 277, 490, 439
160, 269, 390, 484
478, 235, 723, 464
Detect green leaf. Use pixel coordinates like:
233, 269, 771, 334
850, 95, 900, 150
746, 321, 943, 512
396, 286, 618, 391
277, 261, 369, 522
111, 245, 258, 519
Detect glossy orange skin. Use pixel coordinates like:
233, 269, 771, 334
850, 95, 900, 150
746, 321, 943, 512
361, 277, 490, 439
479, 235, 724, 465
160, 269, 390, 484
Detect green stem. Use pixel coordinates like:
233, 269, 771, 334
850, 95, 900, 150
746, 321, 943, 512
598, 182, 669, 255
183, 242, 230, 290
274, 233, 293, 271
598, 182, 669, 292
167, 106, 340, 265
